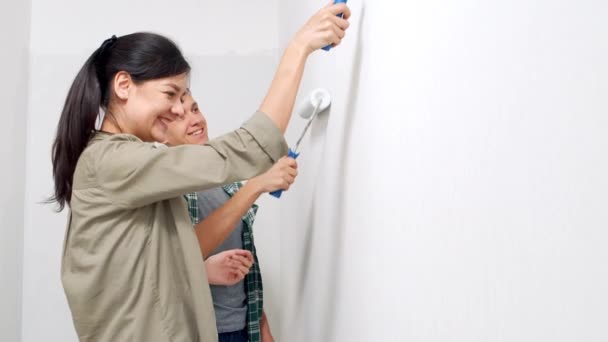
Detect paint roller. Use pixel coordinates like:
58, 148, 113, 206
270, 88, 332, 198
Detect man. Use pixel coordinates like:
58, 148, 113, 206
163, 92, 297, 342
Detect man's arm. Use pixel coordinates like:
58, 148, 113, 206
261, 311, 274, 342
194, 157, 298, 258
194, 181, 263, 259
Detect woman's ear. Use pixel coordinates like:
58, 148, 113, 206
112, 71, 132, 101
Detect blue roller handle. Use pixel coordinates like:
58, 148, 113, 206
269, 148, 300, 198
322, 0, 348, 51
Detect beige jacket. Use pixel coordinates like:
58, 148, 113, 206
62, 112, 287, 341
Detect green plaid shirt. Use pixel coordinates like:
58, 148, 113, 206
185, 182, 263, 342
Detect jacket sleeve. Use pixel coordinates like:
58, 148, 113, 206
90, 111, 288, 209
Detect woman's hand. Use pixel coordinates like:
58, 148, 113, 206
292, 1, 351, 55
205, 249, 253, 286
259, 2, 352, 133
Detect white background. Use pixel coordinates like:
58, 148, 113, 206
2, 0, 608, 341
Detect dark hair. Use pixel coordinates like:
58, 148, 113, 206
50, 32, 191, 211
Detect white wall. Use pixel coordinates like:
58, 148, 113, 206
21, 1, 281, 341
0, 1, 30, 341
278, 1, 608, 341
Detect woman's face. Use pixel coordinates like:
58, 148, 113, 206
164, 93, 209, 146
114, 72, 190, 142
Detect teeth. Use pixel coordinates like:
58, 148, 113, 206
190, 129, 203, 136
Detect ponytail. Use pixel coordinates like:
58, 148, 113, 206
50, 50, 103, 211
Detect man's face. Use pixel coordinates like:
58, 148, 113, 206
164, 93, 209, 146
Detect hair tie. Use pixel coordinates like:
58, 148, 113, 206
100, 35, 118, 53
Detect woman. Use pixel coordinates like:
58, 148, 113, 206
51, 3, 350, 342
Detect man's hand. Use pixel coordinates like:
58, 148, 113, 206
249, 157, 298, 194
205, 249, 253, 286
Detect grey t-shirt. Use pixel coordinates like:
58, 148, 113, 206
196, 187, 247, 333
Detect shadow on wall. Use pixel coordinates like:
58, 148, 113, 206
285, 5, 367, 341
321, 5, 366, 341
295, 111, 329, 301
